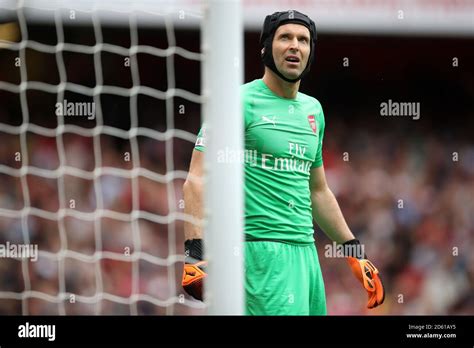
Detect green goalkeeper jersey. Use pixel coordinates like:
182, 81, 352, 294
194, 79, 325, 244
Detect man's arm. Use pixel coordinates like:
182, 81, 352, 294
309, 165, 354, 243
182, 149, 207, 301
183, 149, 204, 240
310, 165, 385, 309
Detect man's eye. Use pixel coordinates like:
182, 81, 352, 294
299, 38, 308, 43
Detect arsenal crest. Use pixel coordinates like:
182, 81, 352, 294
307, 115, 317, 133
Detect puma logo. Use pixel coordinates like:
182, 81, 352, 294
261, 115, 276, 127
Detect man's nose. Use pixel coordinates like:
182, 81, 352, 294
288, 38, 299, 51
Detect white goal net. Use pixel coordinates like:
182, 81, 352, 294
0, 0, 243, 315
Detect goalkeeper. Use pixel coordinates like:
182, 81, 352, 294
182, 10, 384, 315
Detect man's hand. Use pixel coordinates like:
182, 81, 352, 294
344, 239, 385, 309
182, 239, 207, 301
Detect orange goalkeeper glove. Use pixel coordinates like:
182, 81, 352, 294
182, 239, 207, 301
343, 239, 385, 309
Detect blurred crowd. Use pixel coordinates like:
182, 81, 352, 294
318, 119, 474, 315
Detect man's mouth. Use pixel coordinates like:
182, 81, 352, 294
285, 56, 300, 63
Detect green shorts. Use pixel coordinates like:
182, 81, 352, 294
245, 241, 327, 315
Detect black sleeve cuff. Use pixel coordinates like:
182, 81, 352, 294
184, 239, 204, 261
342, 238, 367, 259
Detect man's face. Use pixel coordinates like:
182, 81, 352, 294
271, 23, 311, 80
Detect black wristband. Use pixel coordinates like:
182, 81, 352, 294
342, 238, 367, 259
184, 239, 204, 261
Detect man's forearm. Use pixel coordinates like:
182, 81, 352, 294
182, 178, 206, 302
311, 187, 354, 244
183, 180, 204, 241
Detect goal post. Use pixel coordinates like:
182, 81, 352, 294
202, 0, 244, 315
